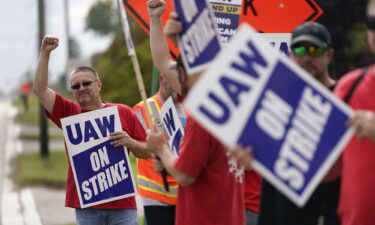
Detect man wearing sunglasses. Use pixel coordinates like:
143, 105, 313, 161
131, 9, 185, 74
334, 1, 375, 225
33, 35, 150, 225
257, 22, 341, 225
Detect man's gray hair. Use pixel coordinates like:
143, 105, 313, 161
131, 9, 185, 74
70, 66, 99, 80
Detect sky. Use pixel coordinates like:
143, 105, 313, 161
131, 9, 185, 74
0, 0, 112, 95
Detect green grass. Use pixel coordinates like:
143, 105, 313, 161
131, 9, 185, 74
19, 132, 64, 141
14, 94, 60, 127
13, 94, 40, 108
139, 215, 145, 225
15, 150, 68, 189
15, 150, 138, 189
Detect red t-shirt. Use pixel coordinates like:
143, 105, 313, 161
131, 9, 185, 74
174, 118, 245, 225
244, 171, 261, 213
334, 66, 375, 225
46, 93, 146, 209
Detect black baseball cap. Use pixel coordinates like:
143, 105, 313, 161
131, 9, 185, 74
291, 22, 331, 49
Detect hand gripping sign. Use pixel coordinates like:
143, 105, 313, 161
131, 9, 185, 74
184, 24, 354, 207
160, 97, 185, 156
61, 107, 136, 208
173, 0, 222, 74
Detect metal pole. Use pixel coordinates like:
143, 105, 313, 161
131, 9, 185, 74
38, 0, 49, 158
63, 0, 71, 90
64, 0, 71, 59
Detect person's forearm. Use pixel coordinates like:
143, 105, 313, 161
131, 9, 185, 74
128, 139, 151, 159
150, 17, 171, 69
34, 51, 51, 95
157, 146, 195, 186
33, 50, 56, 113
150, 17, 182, 94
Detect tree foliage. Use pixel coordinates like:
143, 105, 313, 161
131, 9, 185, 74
316, 0, 373, 79
92, 19, 153, 107
85, 0, 118, 36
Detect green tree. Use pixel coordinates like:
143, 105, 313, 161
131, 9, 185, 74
92, 18, 153, 107
85, 0, 118, 36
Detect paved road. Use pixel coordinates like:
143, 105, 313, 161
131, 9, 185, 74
0, 99, 76, 225
0, 100, 45, 225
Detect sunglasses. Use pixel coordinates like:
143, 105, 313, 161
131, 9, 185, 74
71, 80, 98, 90
366, 15, 375, 31
291, 45, 326, 57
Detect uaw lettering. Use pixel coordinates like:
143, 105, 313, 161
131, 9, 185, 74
160, 97, 185, 156
184, 24, 354, 207
174, 0, 221, 74
260, 33, 291, 55
61, 107, 135, 208
209, 0, 242, 43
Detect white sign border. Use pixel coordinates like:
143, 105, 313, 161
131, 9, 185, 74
185, 24, 355, 206
61, 106, 137, 208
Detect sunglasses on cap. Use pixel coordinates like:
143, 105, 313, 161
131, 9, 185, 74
366, 15, 375, 31
71, 80, 98, 90
291, 45, 326, 57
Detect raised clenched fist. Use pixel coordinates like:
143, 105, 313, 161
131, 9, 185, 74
41, 35, 59, 53
147, 0, 166, 19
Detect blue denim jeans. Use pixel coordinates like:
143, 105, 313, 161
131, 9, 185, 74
75, 208, 138, 225
246, 209, 258, 225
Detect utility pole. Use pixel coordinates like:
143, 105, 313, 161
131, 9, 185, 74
64, 0, 71, 59
38, 0, 49, 158
63, 0, 71, 90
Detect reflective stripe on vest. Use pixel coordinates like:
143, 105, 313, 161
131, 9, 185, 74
138, 175, 178, 197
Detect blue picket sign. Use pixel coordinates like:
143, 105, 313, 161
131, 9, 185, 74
173, 0, 222, 74
184, 24, 354, 206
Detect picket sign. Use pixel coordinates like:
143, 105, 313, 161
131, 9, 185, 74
61, 106, 136, 208
174, 0, 222, 74
159, 97, 185, 156
184, 24, 354, 207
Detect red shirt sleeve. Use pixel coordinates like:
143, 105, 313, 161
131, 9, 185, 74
174, 118, 212, 178
45, 93, 80, 128
117, 104, 146, 142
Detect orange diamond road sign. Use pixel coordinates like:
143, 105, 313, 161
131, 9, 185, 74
240, 0, 323, 33
122, 0, 323, 57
